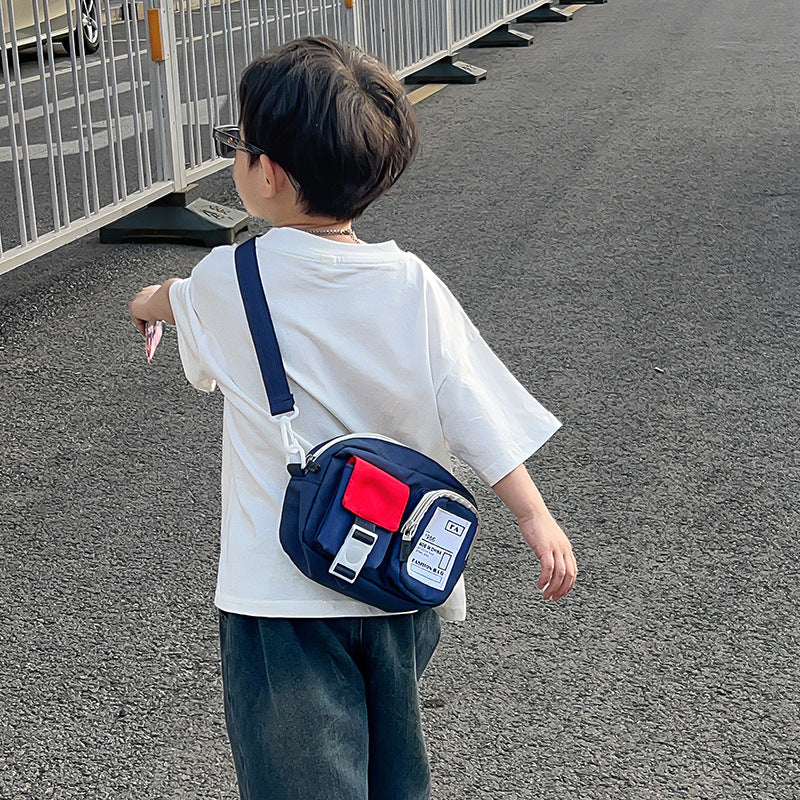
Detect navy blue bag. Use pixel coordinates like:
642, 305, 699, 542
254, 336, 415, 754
235, 237, 479, 613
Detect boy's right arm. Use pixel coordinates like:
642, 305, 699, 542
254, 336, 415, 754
491, 464, 577, 601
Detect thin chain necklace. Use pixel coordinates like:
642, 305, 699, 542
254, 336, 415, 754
306, 227, 359, 243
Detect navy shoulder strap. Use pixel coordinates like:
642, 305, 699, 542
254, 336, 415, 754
234, 236, 295, 417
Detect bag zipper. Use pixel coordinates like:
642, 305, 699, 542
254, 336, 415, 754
302, 435, 478, 548
400, 490, 478, 543
303, 432, 403, 473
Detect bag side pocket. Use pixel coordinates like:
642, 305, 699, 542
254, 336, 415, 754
386, 493, 478, 605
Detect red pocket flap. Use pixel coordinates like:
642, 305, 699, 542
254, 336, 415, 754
342, 456, 410, 532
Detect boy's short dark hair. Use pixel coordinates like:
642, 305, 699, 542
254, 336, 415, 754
238, 36, 419, 220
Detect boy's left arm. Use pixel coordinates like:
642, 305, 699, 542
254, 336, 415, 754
492, 464, 577, 601
130, 279, 179, 335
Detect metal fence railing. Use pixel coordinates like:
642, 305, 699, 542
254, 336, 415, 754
174, 0, 349, 186
0, 0, 167, 273
1, 0, 551, 275
357, 0, 450, 79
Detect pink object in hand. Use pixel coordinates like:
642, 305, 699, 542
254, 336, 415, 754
145, 321, 163, 363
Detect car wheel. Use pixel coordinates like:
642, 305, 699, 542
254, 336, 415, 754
62, 0, 101, 55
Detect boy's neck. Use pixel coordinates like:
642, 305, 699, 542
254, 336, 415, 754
271, 211, 358, 243
262, 186, 357, 241
272, 214, 354, 231
282, 220, 354, 232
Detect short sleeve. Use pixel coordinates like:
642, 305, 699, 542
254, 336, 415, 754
169, 277, 218, 393
436, 335, 562, 486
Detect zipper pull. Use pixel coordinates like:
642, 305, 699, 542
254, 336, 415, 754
287, 457, 320, 477
399, 538, 413, 562
304, 456, 321, 474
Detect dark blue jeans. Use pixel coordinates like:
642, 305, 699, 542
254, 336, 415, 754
219, 610, 441, 800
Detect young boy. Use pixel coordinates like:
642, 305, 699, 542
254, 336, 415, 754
130, 36, 576, 800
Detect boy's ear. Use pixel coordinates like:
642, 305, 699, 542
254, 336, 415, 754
258, 154, 296, 197
257, 155, 279, 199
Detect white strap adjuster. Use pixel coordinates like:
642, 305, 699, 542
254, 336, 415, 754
272, 408, 307, 468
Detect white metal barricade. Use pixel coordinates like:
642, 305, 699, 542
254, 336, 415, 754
173, 0, 348, 184
452, 0, 507, 48
0, 0, 170, 274
451, 0, 552, 50
1, 0, 555, 275
354, 0, 449, 79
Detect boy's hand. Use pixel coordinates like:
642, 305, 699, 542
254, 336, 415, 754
130, 279, 178, 335
130, 284, 162, 335
518, 512, 577, 601
491, 463, 577, 601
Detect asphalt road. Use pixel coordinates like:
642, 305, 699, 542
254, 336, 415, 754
2, 0, 799, 797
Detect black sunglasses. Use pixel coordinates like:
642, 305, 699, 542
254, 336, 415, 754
212, 125, 301, 191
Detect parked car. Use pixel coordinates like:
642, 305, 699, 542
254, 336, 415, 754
3, 0, 100, 54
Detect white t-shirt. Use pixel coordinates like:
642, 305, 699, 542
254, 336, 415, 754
169, 227, 561, 620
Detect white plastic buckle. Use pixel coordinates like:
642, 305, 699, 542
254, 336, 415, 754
329, 523, 378, 584
272, 408, 306, 468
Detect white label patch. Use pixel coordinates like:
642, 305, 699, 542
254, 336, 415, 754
406, 507, 471, 589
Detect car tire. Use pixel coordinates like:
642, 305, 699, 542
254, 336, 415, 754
62, 0, 101, 55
